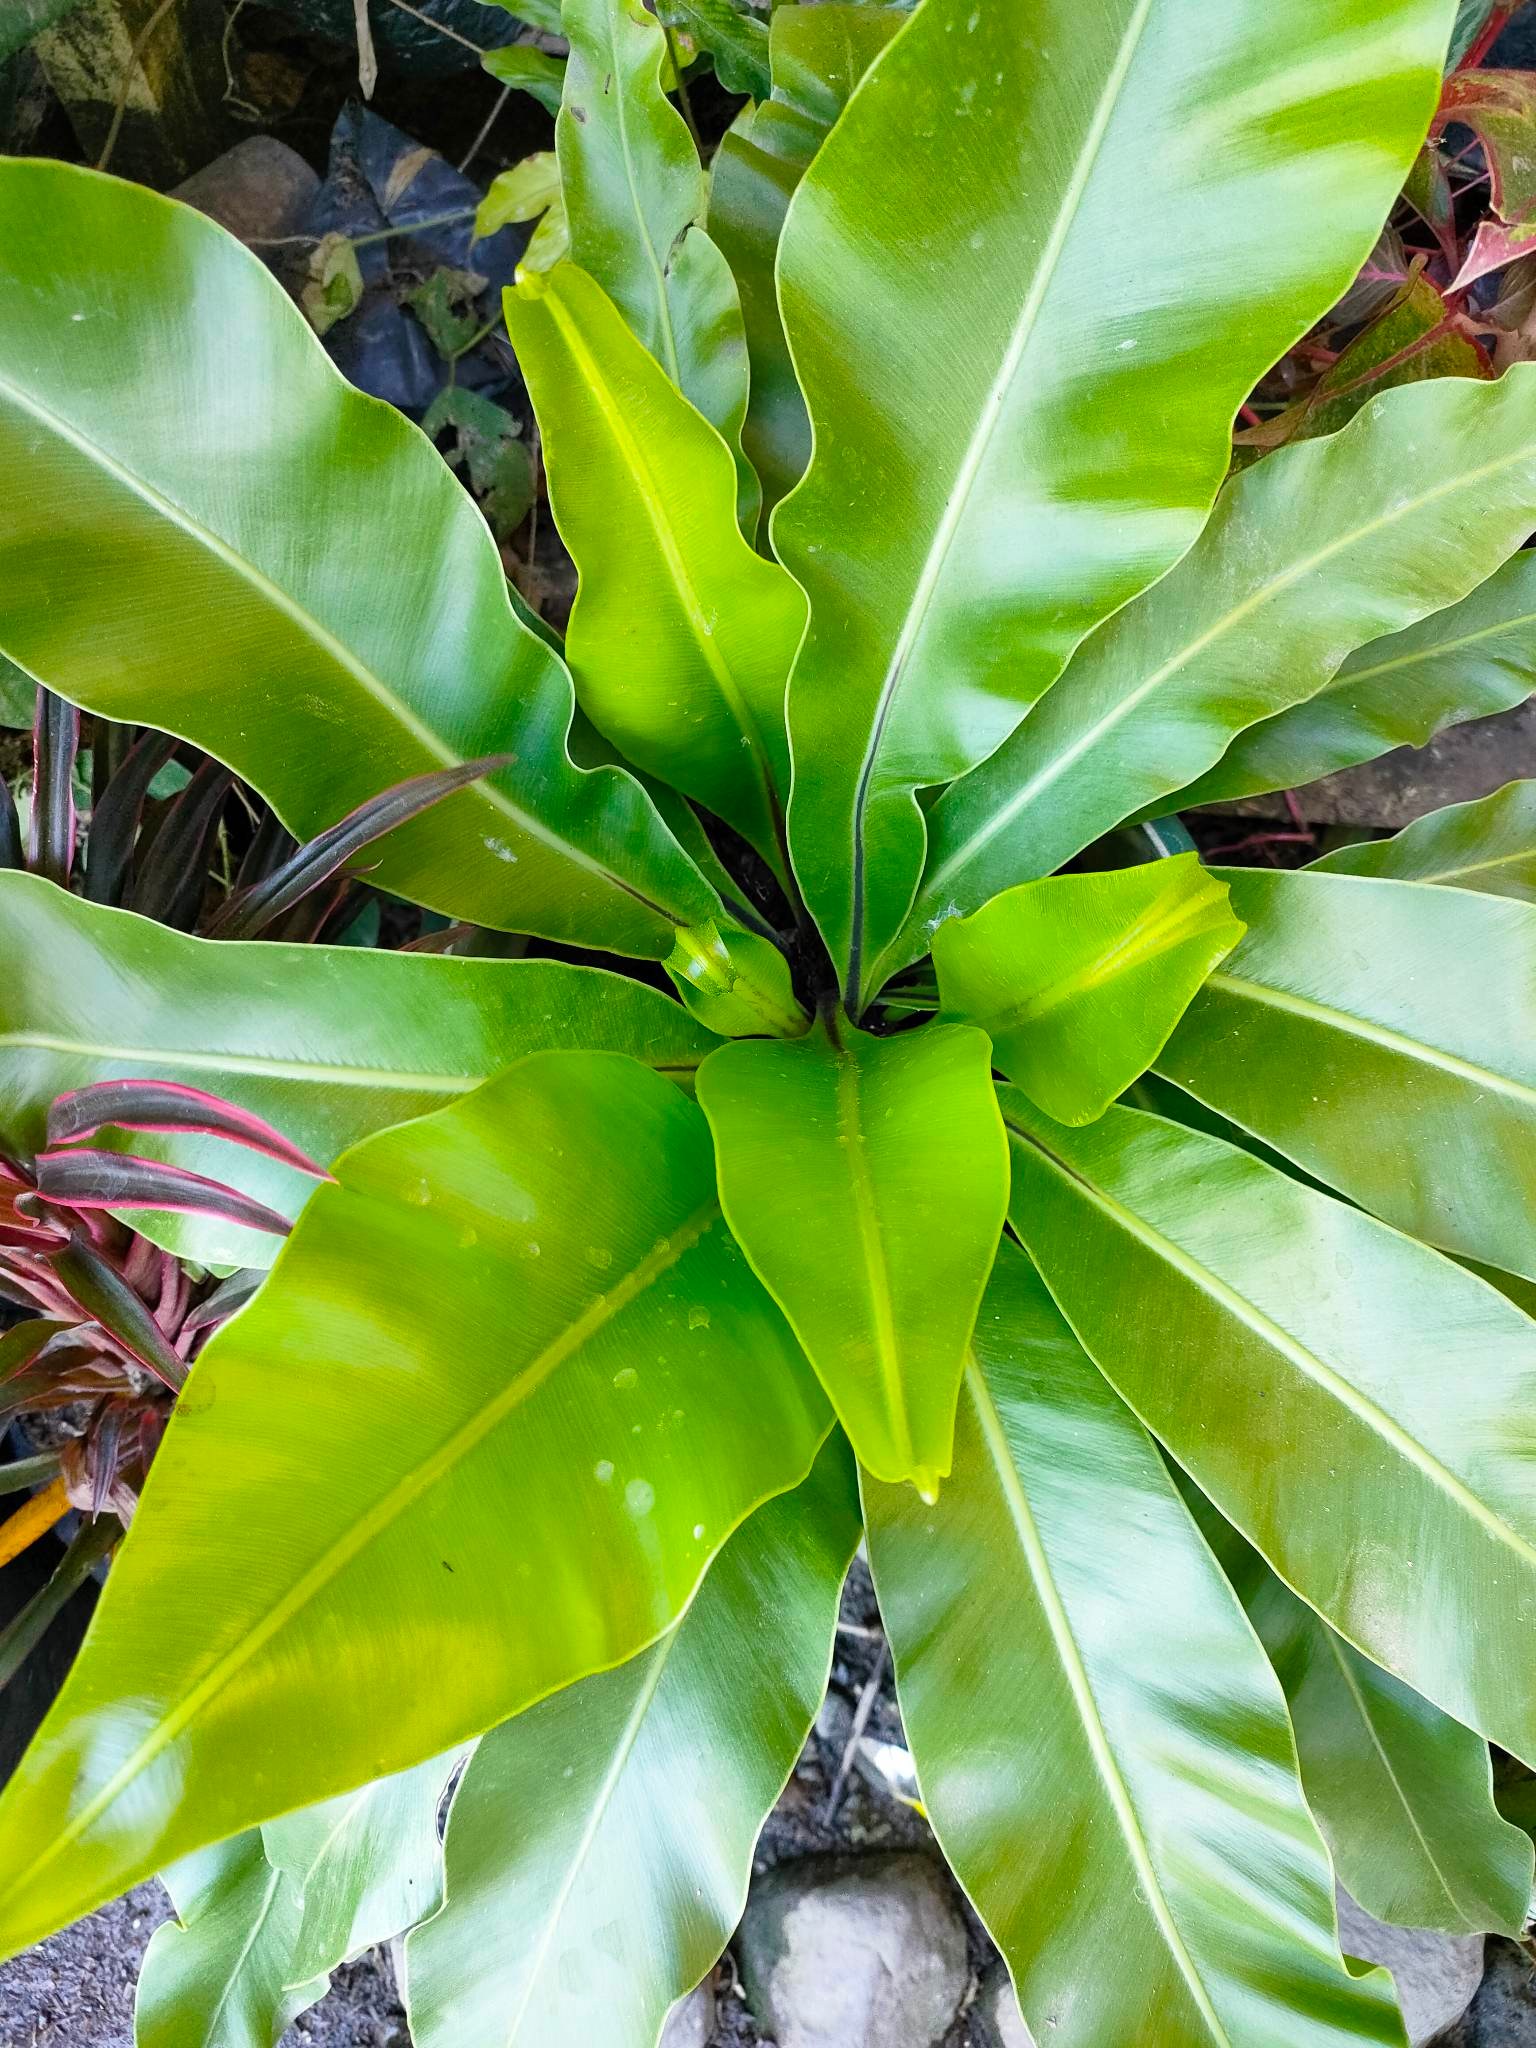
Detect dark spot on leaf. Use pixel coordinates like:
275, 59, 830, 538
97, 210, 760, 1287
442, 1559, 455, 1572
571, 102, 588, 122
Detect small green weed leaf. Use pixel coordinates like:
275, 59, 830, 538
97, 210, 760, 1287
479, 42, 566, 113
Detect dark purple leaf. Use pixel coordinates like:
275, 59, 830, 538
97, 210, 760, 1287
205, 753, 513, 941
85, 729, 177, 908
0, 1319, 72, 1383
28, 690, 79, 889
127, 760, 234, 930
234, 806, 297, 893
0, 779, 20, 875
180, 1268, 263, 1338
48, 1080, 332, 1179
36, 1149, 295, 1240
49, 1237, 187, 1390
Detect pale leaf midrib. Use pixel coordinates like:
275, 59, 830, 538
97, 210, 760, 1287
1321, 1629, 1476, 1934
0, 1029, 702, 1092
1006, 1116, 1536, 1576
0, 371, 673, 920
1329, 602, 1536, 690
1200, 969, 1536, 1112
504, 1635, 674, 2043
843, 0, 1156, 999
981, 886, 1223, 1038
964, 1364, 1233, 2046
6, 1201, 719, 1898
835, 1051, 911, 1473
202, 1863, 285, 2046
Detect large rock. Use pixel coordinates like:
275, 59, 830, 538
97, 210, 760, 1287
1337, 1891, 1485, 2047
1435, 1935, 1536, 2046
974, 1959, 1036, 2048
736, 1852, 969, 2048
172, 136, 320, 245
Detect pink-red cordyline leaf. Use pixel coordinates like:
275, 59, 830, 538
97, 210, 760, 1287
34, 1151, 294, 1239
49, 1239, 186, 1392
47, 1080, 331, 1181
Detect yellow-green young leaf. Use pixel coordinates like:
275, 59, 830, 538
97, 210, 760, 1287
0, 162, 718, 957
1311, 782, 1536, 900
932, 856, 1242, 1126
665, 921, 806, 1041
404, 1438, 858, 2048
1194, 1499, 1534, 1939
708, 3, 902, 516
0, 1053, 830, 1960
1001, 1092, 1536, 1768
697, 1023, 1007, 1494
1157, 868, 1536, 1281
503, 265, 804, 880
865, 1241, 1407, 2048
475, 153, 561, 241
136, 1835, 328, 2048
557, 0, 757, 532
1161, 549, 1536, 814
905, 369, 1536, 971
479, 42, 565, 114
0, 872, 714, 1269
775, 0, 1458, 1010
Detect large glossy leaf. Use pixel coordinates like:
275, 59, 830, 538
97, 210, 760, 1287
135, 1835, 328, 2048
1165, 550, 1536, 812
774, 0, 1457, 1008
1002, 1090, 1536, 1767
0, 160, 718, 958
557, 0, 757, 531
865, 1241, 1406, 2048
404, 1438, 858, 2048
932, 855, 1242, 1126
708, 4, 901, 517
503, 264, 803, 879
1197, 1503, 1533, 1938
0, 871, 714, 1268
904, 370, 1536, 967
697, 1023, 1007, 1494
0, 1053, 830, 1958
1311, 782, 1536, 899
262, 1750, 458, 1980
1157, 868, 1536, 1280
